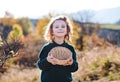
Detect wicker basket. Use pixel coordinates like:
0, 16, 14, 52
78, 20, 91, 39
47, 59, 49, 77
49, 46, 72, 60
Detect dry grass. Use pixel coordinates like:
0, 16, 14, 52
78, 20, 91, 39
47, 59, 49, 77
0, 45, 120, 82
0, 66, 40, 82
73, 46, 120, 82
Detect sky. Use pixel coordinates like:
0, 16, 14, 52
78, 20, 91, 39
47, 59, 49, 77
0, 0, 120, 18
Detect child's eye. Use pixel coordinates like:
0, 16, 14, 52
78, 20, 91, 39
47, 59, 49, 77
55, 26, 59, 28
62, 26, 65, 28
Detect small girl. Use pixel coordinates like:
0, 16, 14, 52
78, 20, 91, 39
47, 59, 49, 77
37, 15, 78, 82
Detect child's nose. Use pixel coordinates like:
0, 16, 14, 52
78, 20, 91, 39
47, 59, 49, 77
59, 27, 63, 29
58, 28, 62, 30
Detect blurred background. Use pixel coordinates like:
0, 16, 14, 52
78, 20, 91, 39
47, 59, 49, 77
0, 0, 120, 82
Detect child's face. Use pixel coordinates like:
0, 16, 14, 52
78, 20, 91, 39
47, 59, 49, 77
52, 20, 67, 38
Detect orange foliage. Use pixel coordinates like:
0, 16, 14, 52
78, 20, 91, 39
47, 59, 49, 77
0, 18, 17, 26
70, 20, 82, 49
36, 18, 50, 39
83, 33, 106, 50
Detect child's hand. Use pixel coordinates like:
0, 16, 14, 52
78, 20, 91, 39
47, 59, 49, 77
47, 53, 59, 65
56, 59, 68, 65
63, 57, 73, 66
56, 57, 73, 66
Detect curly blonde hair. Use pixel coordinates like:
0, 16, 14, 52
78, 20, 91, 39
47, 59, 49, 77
44, 15, 73, 43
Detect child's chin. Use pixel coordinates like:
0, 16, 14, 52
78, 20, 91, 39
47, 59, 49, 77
56, 35, 65, 37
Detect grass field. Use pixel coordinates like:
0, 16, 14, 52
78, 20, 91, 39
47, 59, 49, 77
100, 24, 120, 30
0, 45, 120, 82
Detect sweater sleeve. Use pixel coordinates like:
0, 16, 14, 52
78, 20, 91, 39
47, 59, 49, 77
37, 45, 54, 71
65, 47, 78, 72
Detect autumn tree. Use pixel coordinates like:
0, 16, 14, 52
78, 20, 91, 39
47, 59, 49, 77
0, 18, 17, 26
0, 18, 17, 39
0, 11, 16, 26
7, 24, 23, 43
17, 18, 32, 36
35, 17, 50, 40
70, 20, 82, 50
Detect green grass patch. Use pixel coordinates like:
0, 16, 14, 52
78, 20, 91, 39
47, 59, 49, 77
100, 24, 120, 30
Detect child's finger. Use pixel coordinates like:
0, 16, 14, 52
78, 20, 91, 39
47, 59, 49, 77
48, 52, 50, 55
